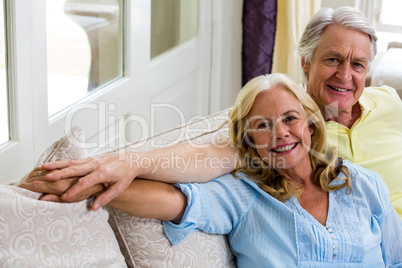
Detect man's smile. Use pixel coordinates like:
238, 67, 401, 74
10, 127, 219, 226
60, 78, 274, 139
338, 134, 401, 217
328, 85, 350, 92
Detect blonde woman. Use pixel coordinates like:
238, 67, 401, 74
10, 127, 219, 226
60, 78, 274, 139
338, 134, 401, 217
103, 74, 402, 267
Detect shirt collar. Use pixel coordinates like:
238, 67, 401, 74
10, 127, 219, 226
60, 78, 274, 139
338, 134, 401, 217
326, 89, 377, 130
358, 89, 377, 121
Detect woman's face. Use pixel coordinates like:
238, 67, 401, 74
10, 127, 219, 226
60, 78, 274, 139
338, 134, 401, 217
246, 86, 313, 173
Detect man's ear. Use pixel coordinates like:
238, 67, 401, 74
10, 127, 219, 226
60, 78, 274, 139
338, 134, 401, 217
301, 57, 310, 72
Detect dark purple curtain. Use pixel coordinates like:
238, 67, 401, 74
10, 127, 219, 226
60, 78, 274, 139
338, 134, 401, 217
242, 0, 277, 86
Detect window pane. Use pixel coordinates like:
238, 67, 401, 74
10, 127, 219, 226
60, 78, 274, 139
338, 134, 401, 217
375, 32, 402, 53
151, 0, 198, 58
380, 0, 402, 25
0, 0, 9, 145
47, 0, 124, 117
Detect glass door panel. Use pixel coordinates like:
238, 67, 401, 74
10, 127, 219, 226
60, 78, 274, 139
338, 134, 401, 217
47, 0, 124, 117
151, 0, 198, 58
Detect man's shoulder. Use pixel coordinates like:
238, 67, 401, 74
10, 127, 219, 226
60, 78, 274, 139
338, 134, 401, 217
364, 85, 400, 100
363, 85, 402, 115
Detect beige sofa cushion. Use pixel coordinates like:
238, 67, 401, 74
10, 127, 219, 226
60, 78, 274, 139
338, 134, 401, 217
0, 127, 127, 267
102, 108, 237, 268
107, 209, 235, 268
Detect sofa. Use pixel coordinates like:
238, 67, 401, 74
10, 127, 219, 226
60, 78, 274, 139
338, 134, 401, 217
0, 108, 237, 267
369, 41, 402, 99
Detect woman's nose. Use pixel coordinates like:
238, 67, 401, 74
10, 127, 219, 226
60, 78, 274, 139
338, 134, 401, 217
273, 122, 289, 139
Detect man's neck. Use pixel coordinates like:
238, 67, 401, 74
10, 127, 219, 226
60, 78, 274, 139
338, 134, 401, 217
323, 104, 362, 129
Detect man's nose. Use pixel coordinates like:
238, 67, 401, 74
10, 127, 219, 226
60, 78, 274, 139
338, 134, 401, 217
336, 62, 352, 82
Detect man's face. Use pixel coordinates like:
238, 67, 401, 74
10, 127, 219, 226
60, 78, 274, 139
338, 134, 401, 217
302, 25, 371, 116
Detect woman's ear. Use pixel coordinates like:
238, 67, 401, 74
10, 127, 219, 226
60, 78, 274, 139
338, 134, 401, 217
306, 117, 315, 135
309, 125, 314, 136
301, 57, 310, 72
245, 134, 254, 145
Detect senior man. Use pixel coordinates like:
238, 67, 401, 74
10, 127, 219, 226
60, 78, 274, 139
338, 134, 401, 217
22, 6, 402, 218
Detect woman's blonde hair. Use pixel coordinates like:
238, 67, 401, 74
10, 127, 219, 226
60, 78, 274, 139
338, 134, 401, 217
229, 73, 350, 201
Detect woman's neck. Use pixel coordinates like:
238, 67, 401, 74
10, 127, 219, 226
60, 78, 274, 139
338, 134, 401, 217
276, 158, 314, 187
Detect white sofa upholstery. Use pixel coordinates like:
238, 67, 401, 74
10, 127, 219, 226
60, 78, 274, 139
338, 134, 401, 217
369, 42, 402, 99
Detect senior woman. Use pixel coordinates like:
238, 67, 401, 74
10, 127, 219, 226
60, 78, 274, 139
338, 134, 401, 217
106, 73, 402, 267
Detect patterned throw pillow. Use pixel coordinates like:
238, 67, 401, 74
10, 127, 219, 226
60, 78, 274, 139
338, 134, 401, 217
0, 126, 127, 267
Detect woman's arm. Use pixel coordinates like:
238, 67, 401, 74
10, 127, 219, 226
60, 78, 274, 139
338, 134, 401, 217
23, 177, 187, 220
107, 179, 187, 223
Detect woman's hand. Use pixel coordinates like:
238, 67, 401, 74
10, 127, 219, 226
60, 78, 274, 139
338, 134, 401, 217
20, 166, 76, 194
20, 151, 141, 211
19, 166, 105, 203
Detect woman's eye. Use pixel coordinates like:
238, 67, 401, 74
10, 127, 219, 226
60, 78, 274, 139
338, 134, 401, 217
284, 116, 296, 122
286, 116, 296, 121
257, 122, 269, 129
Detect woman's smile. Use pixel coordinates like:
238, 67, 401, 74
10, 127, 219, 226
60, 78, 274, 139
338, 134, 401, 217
271, 142, 298, 154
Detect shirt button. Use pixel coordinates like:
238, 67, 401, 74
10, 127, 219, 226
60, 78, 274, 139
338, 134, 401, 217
331, 234, 336, 239
328, 229, 333, 233
333, 254, 337, 259
326, 224, 331, 229
333, 245, 338, 250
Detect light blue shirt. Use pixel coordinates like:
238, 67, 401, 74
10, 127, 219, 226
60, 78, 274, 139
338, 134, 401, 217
163, 160, 402, 267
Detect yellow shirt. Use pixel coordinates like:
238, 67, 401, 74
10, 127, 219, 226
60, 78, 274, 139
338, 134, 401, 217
326, 86, 402, 218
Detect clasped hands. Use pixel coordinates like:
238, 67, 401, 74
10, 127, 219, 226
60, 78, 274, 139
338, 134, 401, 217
19, 152, 138, 211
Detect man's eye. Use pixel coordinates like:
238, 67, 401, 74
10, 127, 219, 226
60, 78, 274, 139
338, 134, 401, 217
326, 58, 339, 66
352, 62, 365, 69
